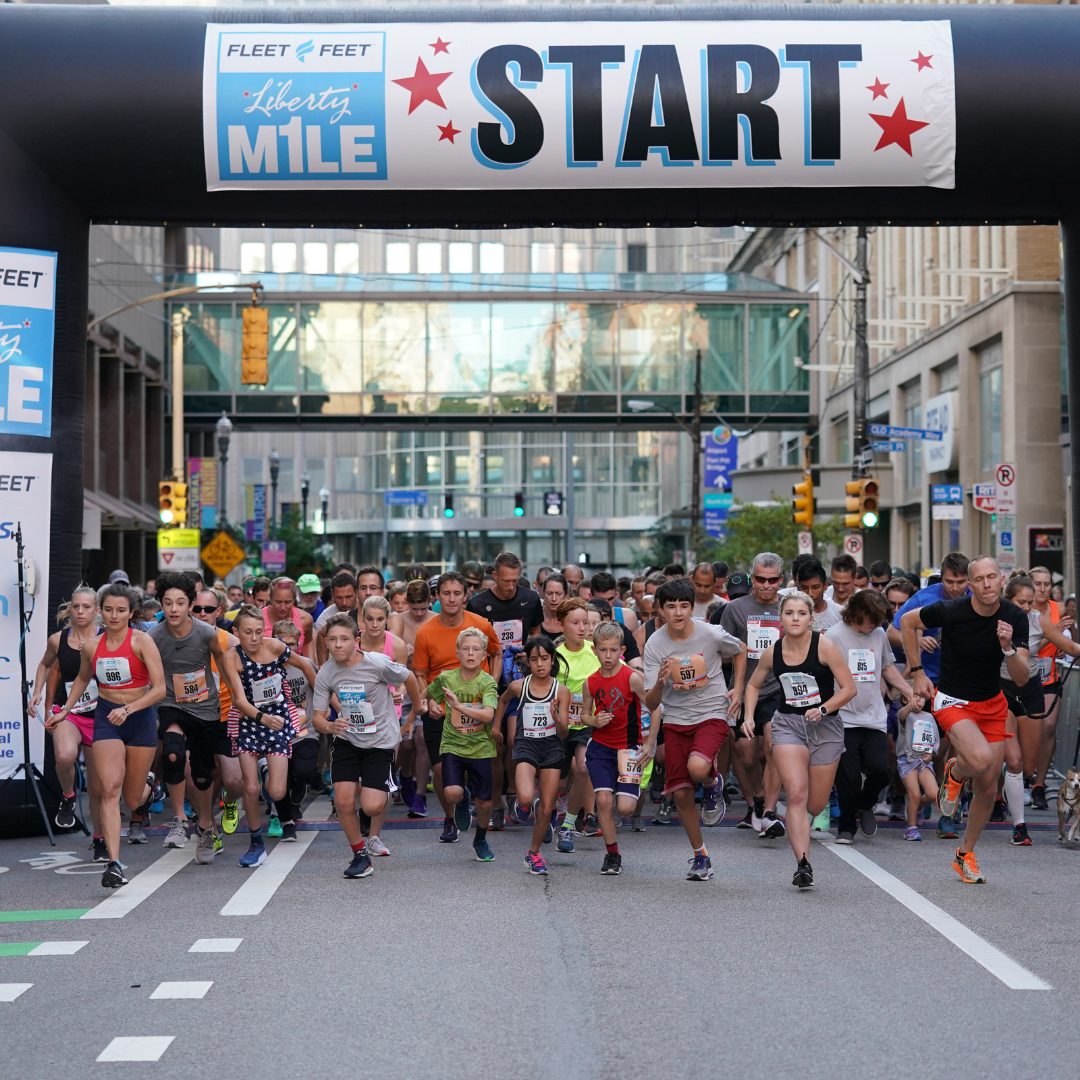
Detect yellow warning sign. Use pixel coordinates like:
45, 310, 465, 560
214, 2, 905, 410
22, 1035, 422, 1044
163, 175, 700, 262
201, 531, 248, 580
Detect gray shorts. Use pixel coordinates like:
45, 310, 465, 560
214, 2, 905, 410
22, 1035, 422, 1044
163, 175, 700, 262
770, 710, 845, 767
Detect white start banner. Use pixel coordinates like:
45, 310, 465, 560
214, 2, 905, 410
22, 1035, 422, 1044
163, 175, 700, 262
203, 20, 955, 191
0, 451, 52, 779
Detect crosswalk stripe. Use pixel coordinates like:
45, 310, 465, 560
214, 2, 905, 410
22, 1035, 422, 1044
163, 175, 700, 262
80, 849, 194, 921
150, 981, 213, 999
220, 831, 318, 917
97, 1036, 174, 1062
0, 984, 32, 1001
189, 938, 242, 953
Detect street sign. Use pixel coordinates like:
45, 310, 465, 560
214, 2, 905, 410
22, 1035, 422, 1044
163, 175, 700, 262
157, 528, 200, 549
201, 531, 248, 580
994, 462, 1017, 513
703, 492, 733, 508
843, 534, 864, 561
872, 441, 906, 453
384, 490, 428, 506
797, 531, 813, 555
703, 433, 738, 489
711, 424, 733, 445
973, 483, 996, 514
158, 547, 200, 571
931, 484, 963, 520
868, 423, 943, 442
856, 445, 874, 469
996, 512, 1017, 570
262, 540, 286, 573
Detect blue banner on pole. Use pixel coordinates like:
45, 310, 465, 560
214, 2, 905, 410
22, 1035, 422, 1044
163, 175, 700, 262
246, 483, 267, 541
261, 540, 286, 572
704, 433, 738, 490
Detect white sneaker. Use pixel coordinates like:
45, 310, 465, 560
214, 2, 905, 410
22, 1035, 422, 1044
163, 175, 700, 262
194, 827, 216, 865
367, 835, 390, 857
873, 800, 890, 816
164, 816, 188, 848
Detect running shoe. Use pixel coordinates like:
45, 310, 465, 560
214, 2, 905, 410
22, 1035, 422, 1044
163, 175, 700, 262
736, 808, 755, 830
101, 860, 127, 889
367, 835, 390, 856
525, 850, 548, 875
835, 831, 855, 845
937, 816, 960, 840
701, 783, 724, 827
439, 818, 460, 844
220, 800, 239, 834
557, 827, 575, 853
793, 857, 814, 889
938, 758, 965, 817
1012, 822, 1032, 846
267, 815, 283, 839
601, 851, 622, 875
213, 832, 224, 857
575, 808, 587, 834
631, 816, 646, 832
91, 836, 109, 862
289, 779, 308, 807
759, 810, 786, 839
239, 839, 267, 868
1023, 784, 1032, 807
952, 847, 986, 883
904, 826, 922, 841
990, 799, 1006, 823
655, 797, 673, 825
555, 793, 568, 826
490, 806, 506, 831
195, 827, 216, 865
164, 816, 188, 848
281, 823, 298, 843
454, 793, 472, 833
686, 853, 713, 881
55, 794, 76, 829
473, 838, 495, 862
406, 796, 428, 819
344, 850, 373, 878
873, 799, 891, 816
127, 820, 147, 844
583, 813, 601, 837
507, 802, 524, 826
1031, 784, 1049, 811
753, 803, 766, 830
859, 807, 878, 837
810, 808, 831, 833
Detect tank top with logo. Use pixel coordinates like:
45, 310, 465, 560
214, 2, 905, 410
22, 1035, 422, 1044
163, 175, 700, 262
771, 632, 835, 716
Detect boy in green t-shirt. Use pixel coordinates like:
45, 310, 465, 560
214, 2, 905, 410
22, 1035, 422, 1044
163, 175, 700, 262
425, 627, 500, 861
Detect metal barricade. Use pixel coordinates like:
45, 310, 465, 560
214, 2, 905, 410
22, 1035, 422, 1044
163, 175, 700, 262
1052, 659, 1080, 776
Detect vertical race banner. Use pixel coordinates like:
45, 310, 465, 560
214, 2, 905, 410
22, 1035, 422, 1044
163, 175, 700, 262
0, 451, 53, 779
187, 457, 219, 530
0, 247, 56, 437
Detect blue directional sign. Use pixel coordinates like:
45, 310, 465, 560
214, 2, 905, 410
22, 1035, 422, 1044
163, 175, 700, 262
704, 433, 738, 489
931, 484, 963, 504
385, 489, 428, 506
872, 441, 907, 453
869, 423, 942, 442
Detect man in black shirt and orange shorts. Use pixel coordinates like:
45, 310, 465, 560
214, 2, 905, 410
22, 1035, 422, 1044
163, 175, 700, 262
901, 555, 1030, 884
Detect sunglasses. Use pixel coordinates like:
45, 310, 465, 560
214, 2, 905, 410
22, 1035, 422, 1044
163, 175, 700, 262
753, 575, 782, 585
466, 580, 481, 588
191, 605, 218, 614
870, 580, 890, 589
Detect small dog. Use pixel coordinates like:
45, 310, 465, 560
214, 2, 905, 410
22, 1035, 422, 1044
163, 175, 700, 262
1057, 769, 1080, 843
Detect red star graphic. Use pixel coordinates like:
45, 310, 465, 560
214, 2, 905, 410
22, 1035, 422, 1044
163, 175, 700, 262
352, 83, 358, 90
438, 120, 461, 144
911, 52, 933, 72
23, 319, 30, 327
866, 78, 889, 101
430, 37, 450, 55
392, 57, 451, 114
243, 91, 249, 97
869, 98, 930, 156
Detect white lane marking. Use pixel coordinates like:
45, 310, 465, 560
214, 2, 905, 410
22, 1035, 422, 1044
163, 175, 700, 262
80, 849, 194, 920
189, 938, 242, 953
27, 941, 88, 956
0, 984, 32, 1001
220, 831, 318, 917
300, 795, 333, 821
819, 839, 1051, 990
97, 1036, 175, 1062
150, 981, 213, 999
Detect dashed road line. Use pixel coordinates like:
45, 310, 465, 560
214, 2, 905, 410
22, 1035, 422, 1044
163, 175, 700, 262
150, 981, 213, 999
80, 849, 193, 920
220, 831, 318, 917
97, 1036, 174, 1062
189, 938, 242, 953
0, 983, 32, 1001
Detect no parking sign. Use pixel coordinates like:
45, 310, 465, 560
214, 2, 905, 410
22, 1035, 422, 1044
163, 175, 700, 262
843, 534, 864, 561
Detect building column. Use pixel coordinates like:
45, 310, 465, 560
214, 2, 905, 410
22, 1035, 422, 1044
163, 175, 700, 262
1061, 219, 1080, 594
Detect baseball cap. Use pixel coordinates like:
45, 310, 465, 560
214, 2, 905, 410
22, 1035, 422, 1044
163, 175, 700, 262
296, 573, 321, 594
109, 569, 130, 585
726, 572, 751, 599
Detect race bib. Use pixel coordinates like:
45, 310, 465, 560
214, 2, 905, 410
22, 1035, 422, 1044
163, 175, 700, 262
96, 656, 131, 687
569, 692, 584, 725
251, 672, 283, 704
933, 690, 970, 713
746, 618, 780, 660
848, 648, 876, 684
617, 747, 644, 786
449, 702, 484, 735
521, 701, 555, 739
173, 669, 209, 704
67, 678, 98, 714
671, 654, 708, 691
910, 714, 937, 754
1039, 655, 1055, 679
779, 671, 821, 708
493, 619, 524, 648
339, 683, 375, 734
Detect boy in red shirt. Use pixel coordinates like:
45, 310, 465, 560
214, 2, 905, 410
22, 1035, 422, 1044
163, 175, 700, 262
581, 622, 655, 875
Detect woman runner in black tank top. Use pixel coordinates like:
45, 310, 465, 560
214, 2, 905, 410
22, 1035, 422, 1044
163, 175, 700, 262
741, 591, 856, 889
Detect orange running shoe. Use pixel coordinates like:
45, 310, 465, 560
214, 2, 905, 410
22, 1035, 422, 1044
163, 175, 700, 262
937, 757, 965, 817
952, 847, 986, 884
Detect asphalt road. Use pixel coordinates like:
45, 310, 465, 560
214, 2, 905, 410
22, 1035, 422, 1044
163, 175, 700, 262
2, 801, 1080, 1080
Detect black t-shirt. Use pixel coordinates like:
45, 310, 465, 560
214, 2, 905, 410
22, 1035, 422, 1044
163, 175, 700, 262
466, 586, 544, 649
620, 623, 640, 662
919, 596, 1029, 702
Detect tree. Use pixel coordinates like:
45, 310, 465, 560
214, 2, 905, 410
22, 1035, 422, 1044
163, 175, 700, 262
241, 508, 334, 579
712, 498, 848, 571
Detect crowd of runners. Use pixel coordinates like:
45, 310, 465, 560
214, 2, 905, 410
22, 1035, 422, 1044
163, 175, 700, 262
32, 546, 1078, 890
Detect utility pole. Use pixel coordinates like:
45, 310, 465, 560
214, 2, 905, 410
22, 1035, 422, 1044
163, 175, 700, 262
171, 309, 186, 483
690, 347, 702, 543
852, 225, 870, 480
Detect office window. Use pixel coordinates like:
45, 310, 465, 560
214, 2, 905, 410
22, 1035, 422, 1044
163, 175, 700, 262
385, 241, 411, 274
240, 242, 265, 274
417, 241, 442, 274
832, 416, 850, 465
302, 242, 328, 274
275, 455, 296, 498
627, 243, 648, 272
333, 242, 360, 274
979, 339, 1003, 471
595, 245, 617, 272
243, 457, 263, 484
531, 242, 556, 273
334, 456, 360, 491
562, 243, 583, 273
305, 457, 327, 500
936, 358, 959, 394
271, 242, 297, 273
479, 242, 504, 274
448, 242, 473, 273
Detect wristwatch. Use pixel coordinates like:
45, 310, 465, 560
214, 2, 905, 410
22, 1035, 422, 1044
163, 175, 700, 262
910, 666, 923, 673
818, 705, 829, 717
1002, 648, 1017, 657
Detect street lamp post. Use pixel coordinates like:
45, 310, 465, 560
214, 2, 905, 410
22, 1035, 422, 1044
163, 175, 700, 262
320, 486, 330, 537
300, 472, 310, 528
268, 449, 280, 538
215, 411, 232, 529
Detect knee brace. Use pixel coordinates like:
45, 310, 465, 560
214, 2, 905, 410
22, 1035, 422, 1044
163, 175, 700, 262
161, 731, 187, 787
191, 768, 213, 792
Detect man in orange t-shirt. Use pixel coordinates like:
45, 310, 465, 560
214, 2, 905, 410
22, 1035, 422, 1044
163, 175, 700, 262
413, 571, 500, 834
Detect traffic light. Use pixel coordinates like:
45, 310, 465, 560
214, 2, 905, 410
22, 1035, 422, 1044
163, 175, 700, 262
443, 494, 455, 519
241, 304, 269, 385
792, 473, 814, 529
544, 491, 563, 516
845, 478, 880, 529
514, 492, 525, 517
159, 481, 188, 526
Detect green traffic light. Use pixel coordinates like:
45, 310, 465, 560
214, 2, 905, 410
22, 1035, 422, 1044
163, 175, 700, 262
514, 507, 524, 517
444, 508, 454, 518
862, 510, 879, 528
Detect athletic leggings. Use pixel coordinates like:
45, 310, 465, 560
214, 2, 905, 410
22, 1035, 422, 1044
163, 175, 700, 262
834, 727, 891, 836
